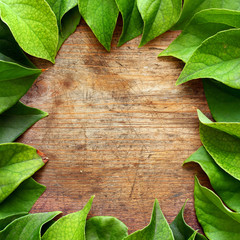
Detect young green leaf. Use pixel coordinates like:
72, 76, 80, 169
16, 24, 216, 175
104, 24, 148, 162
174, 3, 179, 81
194, 176, 240, 240
0, 102, 48, 143
0, 143, 46, 203
174, 0, 240, 30
198, 110, 240, 181
124, 199, 174, 240
0, 0, 58, 63
203, 79, 240, 122
160, 9, 240, 63
45, 0, 81, 50
42, 196, 94, 240
176, 29, 240, 89
115, 0, 143, 47
137, 0, 182, 47
86, 216, 128, 240
185, 146, 240, 212
78, 0, 119, 51
0, 19, 35, 68
0, 20, 41, 114
0, 212, 60, 240
0, 178, 45, 230
170, 202, 206, 240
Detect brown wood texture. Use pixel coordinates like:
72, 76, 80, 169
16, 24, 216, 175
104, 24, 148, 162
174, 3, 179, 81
19, 21, 211, 233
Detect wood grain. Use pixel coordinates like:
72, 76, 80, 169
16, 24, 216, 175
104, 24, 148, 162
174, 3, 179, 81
19, 20, 211, 233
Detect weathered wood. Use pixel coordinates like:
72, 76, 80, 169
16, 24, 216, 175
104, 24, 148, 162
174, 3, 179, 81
20, 21, 210, 233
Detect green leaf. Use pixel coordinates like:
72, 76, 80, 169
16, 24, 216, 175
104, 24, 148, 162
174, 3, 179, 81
170, 202, 206, 240
0, 212, 60, 240
174, 0, 240, 30
42, 196, 94, 240
198, 110, 240, 181
0, 20, 41, 114
137, 0, 182, 47
45, 0, 81, 50
0, 143, 45, 203
78, 0, 119, 51
194, 176, 240, 240
203, 79, 240, 122
86, 216, 128, 240
0, 102, 48, 143
0, 177, 45, 230
177, 29, 240, 89
185, 146, 240, 212
115, 0, 143, 47
0, 19, 34, 68
188, 232, 198, 240
124, 199, 174, 240
0, 0, 58, 62
160, 9, 240, 63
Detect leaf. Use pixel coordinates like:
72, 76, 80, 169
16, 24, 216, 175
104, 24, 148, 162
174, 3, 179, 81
42, 196, 94, 240
198, 110, 240, 181
185, 146, 240, 212
124, 199, 174, 240
174, 0, 240, 30
160, 9, 240, 63
0, 0, 58, 63
0, 102, 48, 143
0, 143, 45, 203
170, 202, 206, 240
0, 177, 45, 230
137, 0, 182, 47
0, 212, 60, 240
194, 176, 240, 240
115, 0, 143, 47
86, 216, 128, 240
177, 29, 240, 89
78, 0, 119, 51
203, 79, 240, 122
0, 20, 41, 114
0, 19, 34, 68
45, 0, 81, 50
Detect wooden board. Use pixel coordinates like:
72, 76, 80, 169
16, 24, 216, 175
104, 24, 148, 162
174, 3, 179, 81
20, 20, 211, 233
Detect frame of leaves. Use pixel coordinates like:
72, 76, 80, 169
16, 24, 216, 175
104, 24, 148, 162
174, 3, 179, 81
0, 0, 240, 239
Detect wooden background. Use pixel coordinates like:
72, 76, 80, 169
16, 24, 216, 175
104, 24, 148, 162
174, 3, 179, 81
20, 20, 210, 233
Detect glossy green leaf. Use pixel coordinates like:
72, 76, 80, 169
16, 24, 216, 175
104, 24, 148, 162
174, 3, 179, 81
170, 202, 206, 240
160, 9, 240, 62
0, 143, 45, 203
174, 0, 240, 30
115, 0, 143, 47
0, 19, 34, 68
203, 79, 240, 122
185, 146, 240, 212
78, 0, 119, 51
0, 177, 45, 230
194, 176, 240, 240
45, 0, 81, 50
198, 110, 240, 181
124, 199, 174, 240
0, 0, 58, 62
137, 0, 182, 47
177, 29, 240, 89
42, 196, 94, 240
86, 216, 128, 240
0, 20, 41, 114
177, 29, 240, 88
0, 212, 60, 240
0, 102, 48, 143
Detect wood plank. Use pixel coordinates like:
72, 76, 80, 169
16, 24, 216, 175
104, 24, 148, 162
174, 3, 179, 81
19, 20, 210, 233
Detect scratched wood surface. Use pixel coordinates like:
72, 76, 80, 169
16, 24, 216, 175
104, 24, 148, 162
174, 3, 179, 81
19, 20, 211, 233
